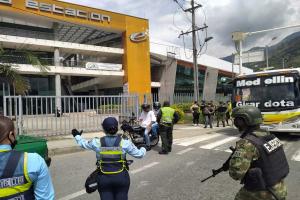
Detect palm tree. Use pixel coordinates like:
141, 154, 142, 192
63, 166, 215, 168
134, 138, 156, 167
0, 48, 49, 95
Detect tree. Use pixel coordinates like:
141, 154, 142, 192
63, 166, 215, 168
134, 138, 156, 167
0, 48, 49, 95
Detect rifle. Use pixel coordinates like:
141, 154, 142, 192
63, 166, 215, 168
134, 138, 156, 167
201, 146, 235, 182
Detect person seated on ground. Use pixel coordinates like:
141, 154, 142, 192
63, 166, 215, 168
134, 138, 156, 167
139, 103, 156, 150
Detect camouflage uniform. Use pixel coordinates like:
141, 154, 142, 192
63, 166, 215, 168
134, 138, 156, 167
229, 131, 287, 200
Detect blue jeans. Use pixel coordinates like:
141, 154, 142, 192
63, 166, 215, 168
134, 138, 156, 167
151, 122, 159, 137
144, 128, 151, 146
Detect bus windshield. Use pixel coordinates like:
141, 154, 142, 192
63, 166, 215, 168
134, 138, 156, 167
235, 83, 296, 102
233, 74, 300, 111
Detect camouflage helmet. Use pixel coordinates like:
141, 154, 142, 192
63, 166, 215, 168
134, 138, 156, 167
232, 106, 263, 126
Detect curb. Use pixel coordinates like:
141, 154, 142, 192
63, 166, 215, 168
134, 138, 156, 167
49, 146, 86, 157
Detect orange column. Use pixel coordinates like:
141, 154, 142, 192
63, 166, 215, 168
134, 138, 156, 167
122, 17, 151, 96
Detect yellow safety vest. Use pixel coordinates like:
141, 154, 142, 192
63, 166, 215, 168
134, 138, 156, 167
161, 107, 175, 124
98, 136, 127, 175
0, 150, 33, 199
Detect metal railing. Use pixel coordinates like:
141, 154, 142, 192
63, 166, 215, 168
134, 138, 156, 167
151, 93, 230, 104
3, 95, 139, 136
0, 55, 89, 68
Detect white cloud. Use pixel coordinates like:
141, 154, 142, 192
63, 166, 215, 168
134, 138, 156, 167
61, 0, 300, 58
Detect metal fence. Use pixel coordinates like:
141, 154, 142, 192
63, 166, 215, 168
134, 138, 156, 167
3, 95, 139, 136
151, 93, 230, 104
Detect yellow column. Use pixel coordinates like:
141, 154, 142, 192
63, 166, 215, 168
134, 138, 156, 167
123, 17, 151, 97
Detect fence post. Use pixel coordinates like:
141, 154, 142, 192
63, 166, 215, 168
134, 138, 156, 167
3, 96, 7, 116
18, 95, 23, 135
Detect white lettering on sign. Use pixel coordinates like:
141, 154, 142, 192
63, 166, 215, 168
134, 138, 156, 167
236, 76, 294, 87
26, 0, 38, 9
65, 8, 76, 16
236, 78, 260, 87
236, 100, 295, 108
52, 4, 64, 14
0, 0, 12, 4
264, 100, 294, 108
25, 0, 111, 23
236, 101, 260, 107
263, 137, 282, 153
264, 76, 294, 85
39, 2, 52, 12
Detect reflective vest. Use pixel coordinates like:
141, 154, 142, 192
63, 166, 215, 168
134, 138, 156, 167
98, 136, 127, 175
161, 107, 175, 124
0, 150, 34, 200
244, 133, 289, 187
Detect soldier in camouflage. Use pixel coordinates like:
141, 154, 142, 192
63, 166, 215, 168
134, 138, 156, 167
229, 106, 289, 200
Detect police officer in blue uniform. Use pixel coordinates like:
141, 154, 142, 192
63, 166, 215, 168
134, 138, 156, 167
72, 117, 146, 200
0, 116, 55, 200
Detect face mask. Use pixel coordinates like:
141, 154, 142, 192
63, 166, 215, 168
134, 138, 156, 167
8, 134, 18, 149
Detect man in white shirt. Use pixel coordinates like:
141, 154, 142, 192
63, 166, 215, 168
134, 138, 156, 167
139, 104, 156, 150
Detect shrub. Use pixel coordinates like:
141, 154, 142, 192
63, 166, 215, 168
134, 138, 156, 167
171, 104, 185, 123
172, 103, 193, 113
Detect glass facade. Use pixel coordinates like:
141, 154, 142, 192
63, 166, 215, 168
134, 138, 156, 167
174, 64, 205, 93
25, 75, 55, 96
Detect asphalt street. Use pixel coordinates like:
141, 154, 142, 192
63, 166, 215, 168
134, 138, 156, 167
50, 126, 300, 200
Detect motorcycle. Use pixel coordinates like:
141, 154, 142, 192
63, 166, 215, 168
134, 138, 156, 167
120, 119, 159, 148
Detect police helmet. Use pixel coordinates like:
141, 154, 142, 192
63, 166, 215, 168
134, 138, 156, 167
141, 103, 150, 111
153, 102, 161, 110
232, 106, 263, 126
102, 117, 118, 135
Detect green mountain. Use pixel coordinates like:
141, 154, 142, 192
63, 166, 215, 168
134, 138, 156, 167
223, 31, 300, 71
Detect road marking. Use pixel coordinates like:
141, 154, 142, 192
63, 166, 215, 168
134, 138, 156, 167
176, 147, 194, 155
200, 136, 237, 149
291, 149, 300, 162
130, 162, 160, 174
175, 126, 203, 130
175, 133, 221, 146
58, 162, 159, 200
57, 190, 86, 200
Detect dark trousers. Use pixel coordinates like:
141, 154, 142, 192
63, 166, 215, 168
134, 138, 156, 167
217, 113, 226, 127
159, 125, 173, 152
192, 112, 200, 124
204, 115, 213, 128
97, 170, 130, 200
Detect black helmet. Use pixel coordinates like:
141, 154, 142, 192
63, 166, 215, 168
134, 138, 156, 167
102, 117, 118, 134
153, 102, 161, 110
232, 106, 263, 126
141, 103, 150, 111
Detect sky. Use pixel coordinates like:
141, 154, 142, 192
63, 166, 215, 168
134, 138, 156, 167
61, 0, 300, 58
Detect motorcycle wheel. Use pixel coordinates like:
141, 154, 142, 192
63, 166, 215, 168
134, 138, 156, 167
150, 135, 159, 147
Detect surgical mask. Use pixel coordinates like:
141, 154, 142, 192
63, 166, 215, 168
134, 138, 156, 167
8, 134, 18, 149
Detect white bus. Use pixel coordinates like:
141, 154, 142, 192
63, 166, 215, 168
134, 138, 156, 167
232, 68, 300, 133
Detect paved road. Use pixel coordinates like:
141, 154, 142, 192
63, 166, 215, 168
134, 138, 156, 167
50, 126, 300, 200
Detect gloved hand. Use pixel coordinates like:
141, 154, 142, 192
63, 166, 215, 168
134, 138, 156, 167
71, 129, 83, 137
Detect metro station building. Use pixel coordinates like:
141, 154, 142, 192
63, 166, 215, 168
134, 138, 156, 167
0, 0, 252, 103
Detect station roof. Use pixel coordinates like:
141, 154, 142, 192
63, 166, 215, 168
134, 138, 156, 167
150, 39, 253, 75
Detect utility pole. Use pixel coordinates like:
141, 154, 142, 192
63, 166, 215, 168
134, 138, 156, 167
177, 0, 207, 102
191, 0, 199, 102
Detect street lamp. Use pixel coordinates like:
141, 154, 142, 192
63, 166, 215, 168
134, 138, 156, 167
232, 23, 300, 75
266, 36, 277, 69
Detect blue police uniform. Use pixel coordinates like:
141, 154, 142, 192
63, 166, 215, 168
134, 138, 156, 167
75, 134, 146, 200
0, 145, 55, 200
